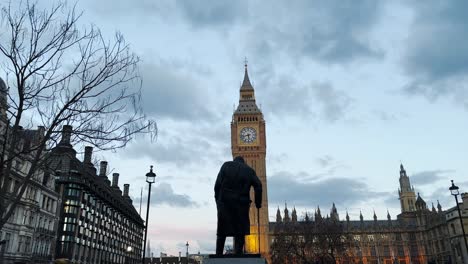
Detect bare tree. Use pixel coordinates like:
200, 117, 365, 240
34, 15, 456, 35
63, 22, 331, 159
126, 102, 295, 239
0, 1, 156, 230
271, 216, 353, 264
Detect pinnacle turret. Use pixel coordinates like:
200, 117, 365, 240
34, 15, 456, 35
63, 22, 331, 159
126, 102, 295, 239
235, 62, 261, 114
241, 62, 254, 91
276, 207, 282, 223
330, 203, 339, 221
283, 203, 290, 222
292, 206, 297, 222
415, 192, 427, 211
400, 163, 406, 176
315, 206, 322, 221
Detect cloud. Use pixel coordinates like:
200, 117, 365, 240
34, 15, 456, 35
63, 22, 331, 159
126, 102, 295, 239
196, 240, 215, 253
95, 0, 384, 65
139, 60, 216, 121
121, 120, 230, 169
418, 180, 468, 209
373, 110, 400, 122
402, 1, 468, 108
243, 1, 384, 65
268, 171, 391, 208
124, 135, 212, 167
174, 0, 248, 28
409, 170, 454, 186
312, 82, 354, 122
383, 192, 401, 209
260, 76, 315, 118
261, 78, 353, 122
316, 155, 334, 168
139, 182, 199, 208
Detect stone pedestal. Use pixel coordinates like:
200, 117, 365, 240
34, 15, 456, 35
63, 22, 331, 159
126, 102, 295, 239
204, 254, 267, 264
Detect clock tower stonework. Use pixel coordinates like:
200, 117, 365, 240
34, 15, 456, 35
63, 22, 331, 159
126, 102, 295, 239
231, 64, 269, 256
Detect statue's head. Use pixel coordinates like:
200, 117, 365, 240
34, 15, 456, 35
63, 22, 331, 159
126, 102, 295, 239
233, 156, 245, 164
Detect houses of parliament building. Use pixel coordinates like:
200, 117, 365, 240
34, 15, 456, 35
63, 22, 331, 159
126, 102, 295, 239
230, 64, 468, 264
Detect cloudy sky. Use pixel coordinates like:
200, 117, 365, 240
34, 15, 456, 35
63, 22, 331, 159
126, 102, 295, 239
13, 0, 468, 256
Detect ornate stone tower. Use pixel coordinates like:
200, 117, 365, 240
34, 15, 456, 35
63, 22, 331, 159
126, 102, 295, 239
231, 63, 269, 255
398, 163, 417, 213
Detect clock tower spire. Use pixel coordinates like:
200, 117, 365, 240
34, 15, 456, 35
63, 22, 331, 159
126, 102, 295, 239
231, 62, 269, 256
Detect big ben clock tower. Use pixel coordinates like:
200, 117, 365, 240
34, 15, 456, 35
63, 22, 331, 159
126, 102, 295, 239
231, 62, 269, 256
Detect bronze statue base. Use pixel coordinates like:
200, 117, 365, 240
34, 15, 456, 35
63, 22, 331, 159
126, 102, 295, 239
205, 254, 266, 264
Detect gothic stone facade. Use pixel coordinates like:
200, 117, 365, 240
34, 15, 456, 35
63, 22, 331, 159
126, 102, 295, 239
271, 164, 468, 264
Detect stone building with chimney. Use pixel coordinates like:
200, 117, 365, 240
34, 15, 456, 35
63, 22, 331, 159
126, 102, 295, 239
0, 77, 60, 264
50, 125, 144, 264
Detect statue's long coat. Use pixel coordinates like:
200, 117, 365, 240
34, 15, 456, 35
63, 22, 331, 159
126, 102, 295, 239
214, 160, 262, 236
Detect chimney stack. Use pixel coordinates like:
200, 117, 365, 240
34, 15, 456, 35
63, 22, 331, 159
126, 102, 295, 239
84, 146, 93, 164
112, 173, 119, 187
179, 252, 181, 262
99, 161, 108, 177
123, 184, 130, 196
61, 125, 72, 144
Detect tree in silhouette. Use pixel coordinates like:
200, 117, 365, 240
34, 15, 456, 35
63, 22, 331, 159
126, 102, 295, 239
271, 214, 353, 264
0, 1, 156, 230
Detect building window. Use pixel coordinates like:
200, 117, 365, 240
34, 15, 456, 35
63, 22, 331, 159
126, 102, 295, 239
66, 188, 80, 197
25, 237, 31, 253
22, 210, 27, 225
398, 245, 405, 256
5, 233, 11, 252
64, 205, 79, 215
395, 233, 402, 241
384, 245, 390, 256
18, 236, 23, 252
410, 244, 419, 256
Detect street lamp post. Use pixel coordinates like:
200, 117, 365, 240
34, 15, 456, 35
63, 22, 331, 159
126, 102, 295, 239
186, 241, 189, 264
449, 180, 468, 254
142, 166, 156, 264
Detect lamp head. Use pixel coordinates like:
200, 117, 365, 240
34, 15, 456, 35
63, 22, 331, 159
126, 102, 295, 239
146, 165, 156, 183
449, 180, 459, 196
127, 246, 133, 252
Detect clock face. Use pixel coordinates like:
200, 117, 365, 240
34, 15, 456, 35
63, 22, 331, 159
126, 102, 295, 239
240, 127, 257, 143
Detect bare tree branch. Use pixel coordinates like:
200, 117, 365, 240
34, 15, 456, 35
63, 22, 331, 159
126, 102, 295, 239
0, 1, 157, 230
